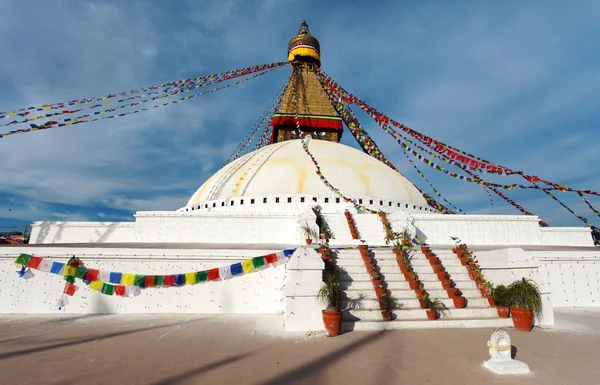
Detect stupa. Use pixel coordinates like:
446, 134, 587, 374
0, 21, 597, 333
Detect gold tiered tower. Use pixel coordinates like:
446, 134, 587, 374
270, 21, 343, 144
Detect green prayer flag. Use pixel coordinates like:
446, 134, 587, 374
155, 275, 164, 286
252, 256, 266, 269
74, 267, 87, 279
15, 253, 31, 265
101, 283, 114, 295
134, 275, 145, 287
196, 270, 208, 282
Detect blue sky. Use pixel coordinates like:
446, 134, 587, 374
0, 0, 599, 228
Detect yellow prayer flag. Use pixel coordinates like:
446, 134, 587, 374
63, 265, 76, 277
241, 259, 254, 273
185, 272, 197, 285
121, 273, 135, 286
88, 280, 103, 291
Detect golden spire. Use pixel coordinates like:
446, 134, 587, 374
287, 20, 321, 67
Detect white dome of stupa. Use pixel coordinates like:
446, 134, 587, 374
182, 139, 433, 213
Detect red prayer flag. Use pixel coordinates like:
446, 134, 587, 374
26, 256, 43, 269
264, 253, 278, 264
145, 275, 156, 287
63, 283, 77, 296
163, 275, 176, 286
84, 268, 99, 282
114, 285, 126, 296
207, 268, 219, 281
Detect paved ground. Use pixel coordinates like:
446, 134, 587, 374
0, 308, 598, 385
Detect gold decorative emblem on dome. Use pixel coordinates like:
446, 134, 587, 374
288, 20, 321, 67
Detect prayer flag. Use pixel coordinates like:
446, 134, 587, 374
26, 256, 43, 269
241, 260, 254, 273
109, 272, 123, 284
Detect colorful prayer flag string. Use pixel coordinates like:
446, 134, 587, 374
0, 62, 288, 122
13, 249, 295, 306
314, 67, 454, 214
315, 68, 600, 202
0, 67, 283, 139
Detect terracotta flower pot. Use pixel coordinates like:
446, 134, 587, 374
419, 298, 429, 309
420, 246, 429, 253
403, 272, 412, 281
487, 297, 495, 307
428, 257, 440, 266
436, 271, 449, 281
479, 288, 490, 297
305, 239, 312, 245
368, 271, 379, 279
497, 306, 510, 318
375, 287, 387, 298
469, 271, 478, 280
441, 279, 453, 289
476, 280, 486, 289
415, 289, 425, 299
426, 310, 437, 320
459, 257, 467, 266
372, 280, 383, 288
453, 296, 466, 308
322, 310, 342, 337
399, 264, 409, 274
408, 280, 420, 290
432, 264, 444, 273
382, 311, 393, 321
511, 307, 534, 332
446, 288, 459, 298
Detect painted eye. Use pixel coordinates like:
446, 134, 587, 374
315, 131, 325, 137
293, 129, 302, 136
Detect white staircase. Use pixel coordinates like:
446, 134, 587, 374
352, 213, 387, 245
321, 212, 356, 245
335, 247, 513, 331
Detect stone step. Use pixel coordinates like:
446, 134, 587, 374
426, 289, 483, 299
343, 289, 418, 301
339, 280, 411, 291
335, 257, 399, 267
342, 297, 491, 312
345, 307, 499, 321
342, 317, 513, 331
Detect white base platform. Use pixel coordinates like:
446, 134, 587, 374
483, 359, 531, 374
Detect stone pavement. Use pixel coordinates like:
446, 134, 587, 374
0, 308, 598, 385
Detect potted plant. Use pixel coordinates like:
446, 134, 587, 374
506, 278, 542, 332
480, 281, 493, 297
452, 294, 466, 308
425, 298, 450, 320
415, 282, 426, 299
492, 284, 510, 318
371, 273, 384, 289
441, 278, 453, 290
317, 271, 342, 337
301, 222, 316, 245
418, 292, 430, 309
435, 269, 448, 279
420, 244, 430, 253
379, 294, 402, 321
374, 283, 387, 298
445, 288, 457, 298
407, 272, 420, 290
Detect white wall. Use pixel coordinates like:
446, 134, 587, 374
535, 251, 600, 307
0, 246, 287, 315
30, 222, 135, 244
403, 213, 593, 247
540, 227, 593, 246
473, 247, 554, 326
